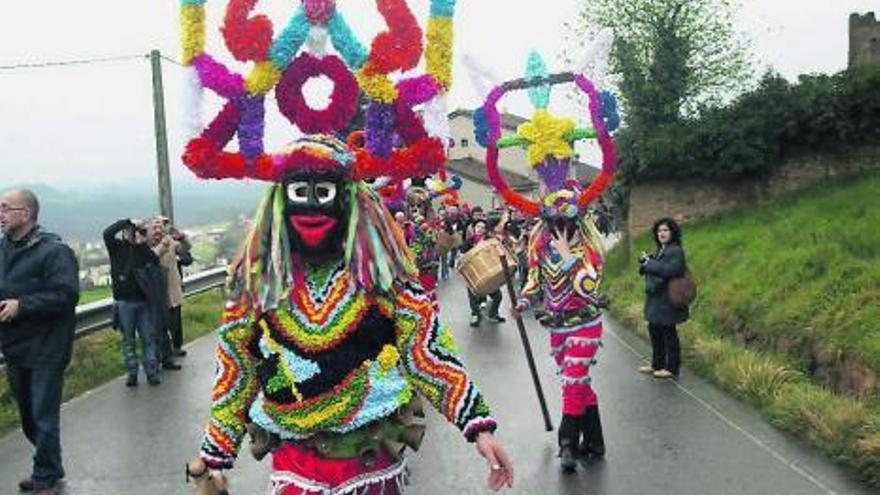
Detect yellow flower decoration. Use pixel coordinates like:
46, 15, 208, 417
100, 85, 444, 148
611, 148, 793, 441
516, 110, 576, 166
180, 5, 206, 66
377, 345, 400, 373
426, 17, 453, 92
246, 62, 283, 96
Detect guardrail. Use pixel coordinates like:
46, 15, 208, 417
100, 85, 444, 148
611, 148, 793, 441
0, 267, 228, 367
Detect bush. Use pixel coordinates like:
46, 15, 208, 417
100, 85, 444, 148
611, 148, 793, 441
617, 66, 880, 183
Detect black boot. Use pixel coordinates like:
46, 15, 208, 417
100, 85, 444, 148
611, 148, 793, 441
583, 405, 605, 457
558, 415, 580, 473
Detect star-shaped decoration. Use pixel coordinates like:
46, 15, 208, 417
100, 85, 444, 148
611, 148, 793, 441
516, 109, 576, 166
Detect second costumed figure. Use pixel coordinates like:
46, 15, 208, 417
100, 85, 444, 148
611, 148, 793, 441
478, 52, 620, 473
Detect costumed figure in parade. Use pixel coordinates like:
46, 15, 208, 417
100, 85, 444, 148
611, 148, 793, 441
177, 0, 513, 493
478, 52, 620, 473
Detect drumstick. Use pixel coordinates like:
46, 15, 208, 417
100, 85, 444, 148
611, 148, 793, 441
499, 255, 554, 432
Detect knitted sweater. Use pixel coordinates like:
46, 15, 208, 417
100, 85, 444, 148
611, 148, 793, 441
200, 260, 496, 468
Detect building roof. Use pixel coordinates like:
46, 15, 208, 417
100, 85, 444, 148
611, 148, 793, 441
448, 108, 528, 130
446, 158, 538, 192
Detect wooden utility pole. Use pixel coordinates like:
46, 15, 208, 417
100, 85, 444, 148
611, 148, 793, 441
150, 49, 174, 222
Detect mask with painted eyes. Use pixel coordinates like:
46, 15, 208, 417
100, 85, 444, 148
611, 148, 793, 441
549, 217, 578, 242
282, 172, 350, 261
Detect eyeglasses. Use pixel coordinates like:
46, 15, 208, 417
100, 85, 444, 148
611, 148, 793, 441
0, 205, 27, 213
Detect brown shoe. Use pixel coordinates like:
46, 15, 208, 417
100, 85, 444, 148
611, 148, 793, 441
653, 369, 674, 379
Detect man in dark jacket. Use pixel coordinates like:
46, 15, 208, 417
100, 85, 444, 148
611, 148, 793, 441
0, 189, 79, 495
104, 218, 164, 386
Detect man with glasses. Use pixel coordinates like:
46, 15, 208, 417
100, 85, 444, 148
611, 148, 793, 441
0, 189, 79, 495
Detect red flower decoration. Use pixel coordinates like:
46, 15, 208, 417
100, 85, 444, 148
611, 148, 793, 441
352, 137, 445, 181
222, 0, 274, 62
363, 0, 422, 75
275, 53, 359, 134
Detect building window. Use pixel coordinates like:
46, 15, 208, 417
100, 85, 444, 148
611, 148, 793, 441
448, 137, 455, 148
461, 138, 469, 148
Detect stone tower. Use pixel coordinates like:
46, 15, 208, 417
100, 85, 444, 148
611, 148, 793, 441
849, 12, 880, 68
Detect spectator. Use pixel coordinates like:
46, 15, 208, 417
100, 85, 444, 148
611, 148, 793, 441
638, 218, 689, 379
104, 218, 163, 386
0, 189, 79, 495
155, 218, 191, 360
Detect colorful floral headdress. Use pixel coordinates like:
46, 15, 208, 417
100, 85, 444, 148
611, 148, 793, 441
475, 52, 620, 218
178, 0, 458, 182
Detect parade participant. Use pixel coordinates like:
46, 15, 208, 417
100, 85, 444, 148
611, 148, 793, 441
405, 186, 440, 301
460, 218, 506, 327
177, 0, 513, 493
480, 52, 619, 473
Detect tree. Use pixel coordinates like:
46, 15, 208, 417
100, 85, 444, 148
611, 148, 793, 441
569, 0, 752, 127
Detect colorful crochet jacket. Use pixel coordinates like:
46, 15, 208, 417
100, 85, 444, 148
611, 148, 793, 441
200, 259, 496, 469
411, 222, 440, 278
519, 220, 604, 324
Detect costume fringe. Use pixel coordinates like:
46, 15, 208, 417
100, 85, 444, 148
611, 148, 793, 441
235, 183, 417, 310
269, 459, 407, 495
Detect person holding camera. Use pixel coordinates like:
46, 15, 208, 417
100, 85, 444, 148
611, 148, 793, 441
104, 218, 164, 386
152, 217, 191, 363
638, 218, 689, 379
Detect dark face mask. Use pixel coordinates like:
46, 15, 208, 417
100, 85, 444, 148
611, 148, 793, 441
548, 217, 577, 242
282, 172, 350, 262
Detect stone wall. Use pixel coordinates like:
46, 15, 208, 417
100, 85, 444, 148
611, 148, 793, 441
628, 145, 880, 237
850, 11, 880, 69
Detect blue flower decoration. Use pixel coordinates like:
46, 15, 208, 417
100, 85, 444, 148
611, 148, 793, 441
473, 107, 490, 147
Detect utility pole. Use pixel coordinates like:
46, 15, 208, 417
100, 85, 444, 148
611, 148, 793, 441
150, 49, 174, 223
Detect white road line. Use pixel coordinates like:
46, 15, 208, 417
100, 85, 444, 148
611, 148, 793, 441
605, 327, 839, 495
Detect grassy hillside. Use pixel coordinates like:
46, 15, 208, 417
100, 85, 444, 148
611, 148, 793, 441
603, 171, 880, 484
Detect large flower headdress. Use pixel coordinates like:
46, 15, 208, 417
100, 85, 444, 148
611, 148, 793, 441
179, 0, 458, 183
475, 52, 620, 219
178, 0, 461, 302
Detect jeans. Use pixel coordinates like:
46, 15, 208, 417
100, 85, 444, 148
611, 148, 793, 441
168, 305, 183, 350
468, 289, 502, 318
115, 300, 159, 378
648, 323, 681, 375
6, 364, 66, 486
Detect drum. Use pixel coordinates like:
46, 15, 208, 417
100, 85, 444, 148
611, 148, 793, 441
435, 231, 462, 254
457, 238, 518, 296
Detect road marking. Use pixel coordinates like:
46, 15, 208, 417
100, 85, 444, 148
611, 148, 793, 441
605, 327, 839, 495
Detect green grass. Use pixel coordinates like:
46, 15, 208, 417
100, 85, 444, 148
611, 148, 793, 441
79, 286, 111, 304
0, 289, 224, 435
603, 171, 880, 485
191, 240, 219, 263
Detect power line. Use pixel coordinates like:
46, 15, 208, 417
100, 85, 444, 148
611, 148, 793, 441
159, 54, 185, 68
0, 53, 148, 71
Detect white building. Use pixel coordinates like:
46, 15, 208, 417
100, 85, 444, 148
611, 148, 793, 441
445, 109, 598, 209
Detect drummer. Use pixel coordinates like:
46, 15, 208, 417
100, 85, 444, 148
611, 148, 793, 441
461, 216, 507, 327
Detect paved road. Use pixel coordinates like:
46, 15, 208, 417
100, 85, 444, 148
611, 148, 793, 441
0, 277, 874, 495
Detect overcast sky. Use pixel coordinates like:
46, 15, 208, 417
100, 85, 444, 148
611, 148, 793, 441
0, 0, 876, 187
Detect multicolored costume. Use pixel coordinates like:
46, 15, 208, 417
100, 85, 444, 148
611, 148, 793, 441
476, 52, 619, 472
178, 1, 501, 493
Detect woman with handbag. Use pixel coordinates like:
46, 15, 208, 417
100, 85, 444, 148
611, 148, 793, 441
638, 218, 690, 379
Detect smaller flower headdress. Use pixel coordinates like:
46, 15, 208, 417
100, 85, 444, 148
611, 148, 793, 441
476, 52, 620, 218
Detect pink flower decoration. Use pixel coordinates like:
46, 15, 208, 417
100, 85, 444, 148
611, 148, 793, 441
303, 0, 336, 25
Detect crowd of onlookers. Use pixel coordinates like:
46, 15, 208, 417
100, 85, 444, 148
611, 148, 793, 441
103, 216, 193, 387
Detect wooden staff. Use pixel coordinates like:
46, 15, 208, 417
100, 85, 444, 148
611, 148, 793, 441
499, 254, 554, 432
